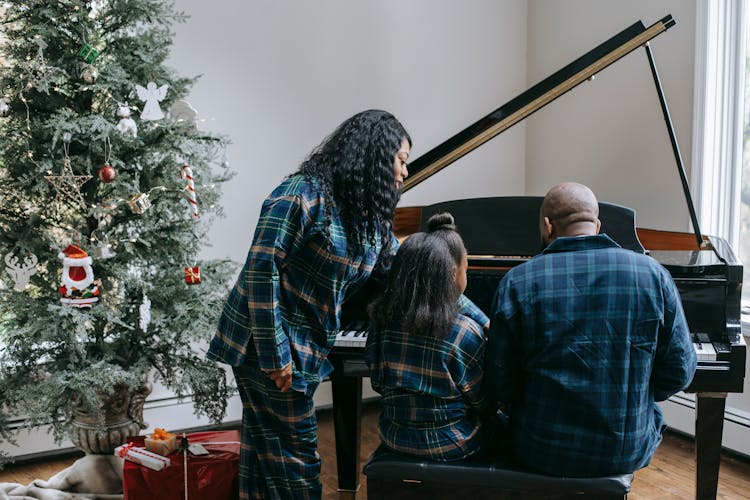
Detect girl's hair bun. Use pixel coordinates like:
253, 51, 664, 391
426, 212, 456, 232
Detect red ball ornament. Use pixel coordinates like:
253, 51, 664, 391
98, 164, 117, 183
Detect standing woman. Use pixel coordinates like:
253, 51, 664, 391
366, 212, 489, 461
207, 110, 411, 499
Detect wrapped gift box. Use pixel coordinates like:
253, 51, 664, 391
145, 428, 177, 456
122, 430, 240, 500
115, 443, 171, 471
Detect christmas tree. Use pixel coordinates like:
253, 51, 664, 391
0, 0, 234, 463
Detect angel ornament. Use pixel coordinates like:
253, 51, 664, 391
136, 81, 168, 121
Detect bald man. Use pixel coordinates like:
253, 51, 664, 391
484, 182, 696, 477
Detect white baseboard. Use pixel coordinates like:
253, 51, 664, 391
0, 377, 380, 461
659, 393, 750, 459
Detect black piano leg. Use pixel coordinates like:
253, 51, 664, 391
330, 371, 363, 500
695, 392, 727, 500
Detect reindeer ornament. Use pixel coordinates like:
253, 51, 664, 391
5, 252, 38, 291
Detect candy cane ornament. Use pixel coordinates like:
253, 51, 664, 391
179, 164, 198, 218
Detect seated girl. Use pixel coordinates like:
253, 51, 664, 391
365, 212, 487, 461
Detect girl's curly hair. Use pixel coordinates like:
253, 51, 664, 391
295, 109, 411, 250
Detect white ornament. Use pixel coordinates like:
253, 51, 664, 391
135, 82, 168, 121
168, 99, 197, 126
92, 230, 116, 259
80, 63, 99, 84
139, 293, 151, 331
4, 252, 38, 291
0, 98, 9, 118
116, 103, 138, 138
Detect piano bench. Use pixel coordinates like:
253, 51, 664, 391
363, 448, 633, 500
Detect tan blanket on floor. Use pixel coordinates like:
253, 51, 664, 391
0, 455, 123, 500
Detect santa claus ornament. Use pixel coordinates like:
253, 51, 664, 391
58, 244, 100, 308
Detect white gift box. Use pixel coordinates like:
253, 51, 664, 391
115, 442, 171, 471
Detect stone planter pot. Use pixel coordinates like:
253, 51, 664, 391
71, 383, 151, 454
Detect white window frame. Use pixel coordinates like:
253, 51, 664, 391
691, 0, 746, 251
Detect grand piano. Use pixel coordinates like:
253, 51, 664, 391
328, 14, 745, 500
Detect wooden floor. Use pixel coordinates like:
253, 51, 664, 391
2, 402, 750, 499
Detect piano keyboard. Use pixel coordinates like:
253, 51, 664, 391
693, 332, 717, 362
333, 329, 368, 348
335, 330, 725, 358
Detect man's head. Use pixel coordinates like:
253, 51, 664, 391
539, 182, 601, 246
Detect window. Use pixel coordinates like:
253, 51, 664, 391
742, 5, 750, 305
691, 0, 746, 309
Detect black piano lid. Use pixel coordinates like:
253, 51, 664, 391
651, 236, 742, 281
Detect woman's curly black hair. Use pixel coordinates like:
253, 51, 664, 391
295, 109, 411, 250
369, 212, 467, 338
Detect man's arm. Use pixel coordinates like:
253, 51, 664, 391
483, 279, 522, 406
652, 273, 698, 402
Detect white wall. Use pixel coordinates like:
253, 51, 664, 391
526, 1, 697, 232
169, 0, 527, 264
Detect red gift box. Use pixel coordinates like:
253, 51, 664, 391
122, 430, 240, 500
184, 266, 201, 285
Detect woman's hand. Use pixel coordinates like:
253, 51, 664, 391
265, 363, 293, 392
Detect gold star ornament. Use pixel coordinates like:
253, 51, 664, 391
44, 158, 92, 209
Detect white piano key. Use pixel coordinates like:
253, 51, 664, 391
333, 330, 368, 348
693, 340, 717, 362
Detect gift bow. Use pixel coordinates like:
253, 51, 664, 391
116, 442, 137, 458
